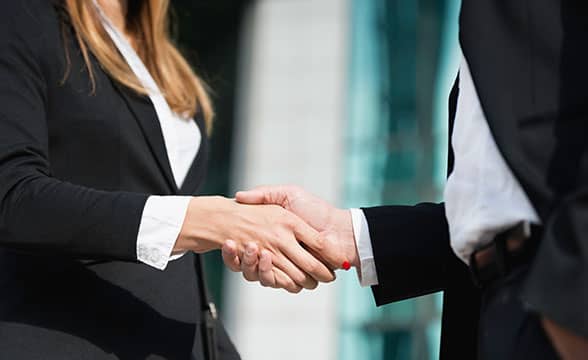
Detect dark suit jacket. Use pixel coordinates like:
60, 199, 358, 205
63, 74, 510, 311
364, 1, 588, 359
0, 1, 239, 359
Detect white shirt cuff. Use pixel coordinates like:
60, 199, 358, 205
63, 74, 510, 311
350, 208, 379, 287
136, 196, 191, 270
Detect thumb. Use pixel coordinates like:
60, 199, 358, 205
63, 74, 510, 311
235, 188, 266, 204
295, 225, 348, 271
317, 231, 349, 271
236, 185, 286, 205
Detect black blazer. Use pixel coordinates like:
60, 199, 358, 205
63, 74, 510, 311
0, 1, 239, 359
364, 1, 588, 359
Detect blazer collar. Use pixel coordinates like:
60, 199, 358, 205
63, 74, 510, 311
114, 81, 210, 195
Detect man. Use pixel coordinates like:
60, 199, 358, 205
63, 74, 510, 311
222, 1, 588, 359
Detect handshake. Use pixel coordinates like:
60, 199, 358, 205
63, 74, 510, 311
175, 186, 359, 293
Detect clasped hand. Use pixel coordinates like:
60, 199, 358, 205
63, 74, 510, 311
220, 186, 359, 293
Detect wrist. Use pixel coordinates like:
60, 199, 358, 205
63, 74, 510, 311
331, 208, 360, 268
176, 196, 234, 253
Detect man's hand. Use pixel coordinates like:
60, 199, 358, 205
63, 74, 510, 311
222, 186, 360, 292
542, 317, 588, 359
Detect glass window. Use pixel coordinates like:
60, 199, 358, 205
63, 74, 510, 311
340, 0, 461, 359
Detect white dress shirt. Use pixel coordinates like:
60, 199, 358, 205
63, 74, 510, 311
353, 50, 540, 287
96, 3, 199, 270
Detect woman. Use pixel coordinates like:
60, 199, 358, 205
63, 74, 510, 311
0, 0, 346, 358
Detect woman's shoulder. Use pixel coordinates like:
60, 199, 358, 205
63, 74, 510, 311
0, 0, 63, 43
0, 0, 62, 21
0, 0, 65, 64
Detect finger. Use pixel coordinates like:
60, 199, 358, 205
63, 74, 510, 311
305, 246, 338, 277
258, 249, 276, 287
293, 219, 348, 271
280, 239, 335, 283
259, 251, 308, 292
280, 219, 338, 281
221, 240, 241, 272
273, 266, 304, 293
242, 243, 260, 282
273, 251, 319, 289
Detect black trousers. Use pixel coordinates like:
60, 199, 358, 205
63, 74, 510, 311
478, 265, 560, 360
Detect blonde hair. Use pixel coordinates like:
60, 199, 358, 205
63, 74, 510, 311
62, 0, 214, 132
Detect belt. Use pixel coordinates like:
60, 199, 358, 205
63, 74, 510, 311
469, 222, 542, 288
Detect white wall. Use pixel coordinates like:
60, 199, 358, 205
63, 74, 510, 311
224, 1, 349, 359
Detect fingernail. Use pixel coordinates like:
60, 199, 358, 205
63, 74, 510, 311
342, 261, 351, 271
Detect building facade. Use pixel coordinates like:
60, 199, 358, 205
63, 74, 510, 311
177, 0, 461, 359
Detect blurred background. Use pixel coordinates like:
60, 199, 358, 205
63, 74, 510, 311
175, 0, 461, 359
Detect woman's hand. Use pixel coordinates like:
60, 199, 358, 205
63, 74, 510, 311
222, 240, 308, 293
175, 196, 340, 292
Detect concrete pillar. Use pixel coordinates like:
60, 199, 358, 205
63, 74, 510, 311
224, 1, 349, 359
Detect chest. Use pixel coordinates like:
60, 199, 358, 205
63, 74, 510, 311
41, 33, 207, 195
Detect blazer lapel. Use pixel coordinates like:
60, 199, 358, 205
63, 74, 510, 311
114, 84, 178, 193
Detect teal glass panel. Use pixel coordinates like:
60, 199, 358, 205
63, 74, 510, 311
340, 0, 461, 359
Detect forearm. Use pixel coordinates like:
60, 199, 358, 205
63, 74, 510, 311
0, 173, 148, 260
362, 203, 456, 304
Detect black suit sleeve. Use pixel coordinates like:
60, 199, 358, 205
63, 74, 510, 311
0, 2, 148, 260
362, 203, 471, 305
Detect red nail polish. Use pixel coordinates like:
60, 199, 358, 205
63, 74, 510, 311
342, 261, 351, 271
